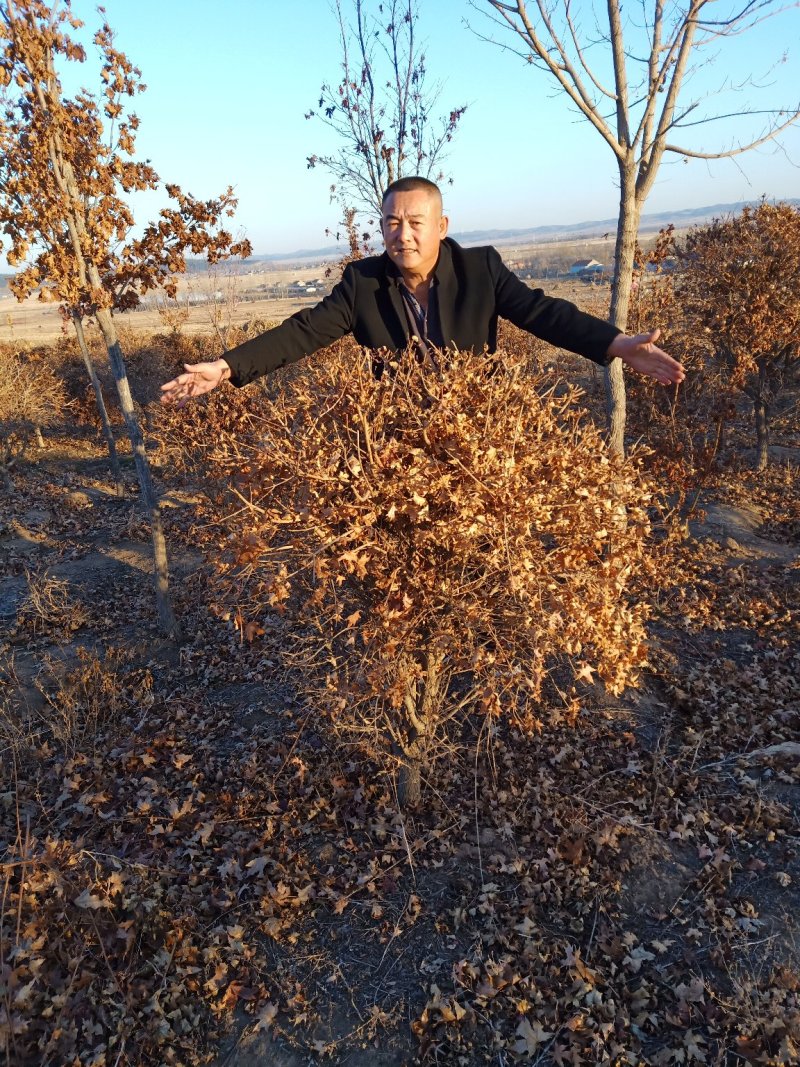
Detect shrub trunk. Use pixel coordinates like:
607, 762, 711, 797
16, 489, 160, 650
753, 360, 771, 471
754, 395, 770, 471
397, 649, 446, 808
398, 750, 423, 808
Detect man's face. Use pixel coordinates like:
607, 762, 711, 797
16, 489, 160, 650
381, 189, 448, 278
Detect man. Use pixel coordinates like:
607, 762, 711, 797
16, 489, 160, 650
160, 176, 684, 405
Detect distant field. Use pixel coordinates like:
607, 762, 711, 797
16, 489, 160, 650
0, 240, 618, 345
0, 263, 334, 344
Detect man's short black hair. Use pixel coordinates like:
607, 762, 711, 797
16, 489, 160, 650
382, 176, 442, 206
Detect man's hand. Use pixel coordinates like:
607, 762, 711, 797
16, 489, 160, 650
607, 329, 685, 386
160, 358, 232, 407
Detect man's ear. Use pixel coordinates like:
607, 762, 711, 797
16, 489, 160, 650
439, 214, 449, 239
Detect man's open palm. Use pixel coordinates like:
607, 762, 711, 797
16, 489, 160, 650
608, 329, 685, 386
160, 359, 231, 407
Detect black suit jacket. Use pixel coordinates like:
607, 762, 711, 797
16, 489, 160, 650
226, 238, 620, 387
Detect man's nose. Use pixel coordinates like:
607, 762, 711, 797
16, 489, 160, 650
397, 219, 413, 241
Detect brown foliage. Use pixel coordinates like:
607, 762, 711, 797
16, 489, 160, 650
678, 203, 800, 380
216, 345, 660, 799
0, 350, 797, 1064
150, 325, 283, 486
676, 201, 800, 469
624, 227, 733, 486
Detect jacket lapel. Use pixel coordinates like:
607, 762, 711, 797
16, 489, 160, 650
377, 253, 411, 349
386, 279, 408, 343
434, 240, 456, 349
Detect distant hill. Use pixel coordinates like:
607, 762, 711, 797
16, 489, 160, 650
3, 199, 798, 280
447, 199, 800, 246
249, 198, 800, 263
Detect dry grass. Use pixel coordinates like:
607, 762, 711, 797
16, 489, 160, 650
0, 348, 65, 490
15, 572, 90, 640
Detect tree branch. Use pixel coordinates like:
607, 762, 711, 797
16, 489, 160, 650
483, 1, 623, 159
607, 0, 632, 148
666, 106, 800, 156
563, 0, 616, 101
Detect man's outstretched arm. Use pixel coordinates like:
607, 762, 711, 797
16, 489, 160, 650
160, 264, 359, 405
491, 249, 685, 385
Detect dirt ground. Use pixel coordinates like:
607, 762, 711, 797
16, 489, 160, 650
0, 287, 319, 345
1, 391, 798, 1065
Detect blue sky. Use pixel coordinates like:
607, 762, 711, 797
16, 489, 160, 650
12, 0, 800, 256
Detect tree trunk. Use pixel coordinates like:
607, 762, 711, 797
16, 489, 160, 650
398, 753, 422, 808
398, 682, 426, 808
753, 396, 770, 471
72, 313, 124, 497
714, 413, 726, 460
606, 163, 641, 457
753, 360, 771, 471
42, 134, 179, 639
0, 458, 13, 494
93, 305, 181, 641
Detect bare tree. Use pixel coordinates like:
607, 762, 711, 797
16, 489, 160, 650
305, 0, 466, 225
475, 1, 800, 454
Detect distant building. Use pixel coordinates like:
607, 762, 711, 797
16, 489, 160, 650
569, 258, 602, 274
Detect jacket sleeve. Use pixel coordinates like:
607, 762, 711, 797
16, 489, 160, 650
225, 266, 357, 387
488, 247, 619, 366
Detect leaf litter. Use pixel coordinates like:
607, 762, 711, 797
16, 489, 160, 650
1, 344, 798, 1066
